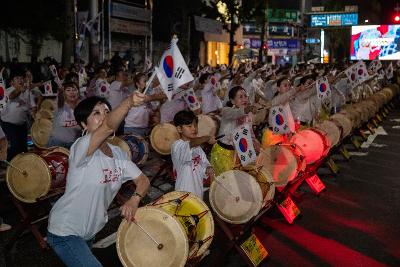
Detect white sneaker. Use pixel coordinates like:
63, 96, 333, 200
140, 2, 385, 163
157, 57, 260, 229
0, 223, 12, 232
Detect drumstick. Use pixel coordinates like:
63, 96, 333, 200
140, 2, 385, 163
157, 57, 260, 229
143, 71, 156, 95
215, 179, 240, 202
134, 221, 164, 250
2, 160, 27, 176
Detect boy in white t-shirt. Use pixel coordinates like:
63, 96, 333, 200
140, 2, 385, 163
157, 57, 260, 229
171, 110, 216, 199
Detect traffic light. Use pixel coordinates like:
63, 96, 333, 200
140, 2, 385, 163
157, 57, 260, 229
394, 14, 400, 23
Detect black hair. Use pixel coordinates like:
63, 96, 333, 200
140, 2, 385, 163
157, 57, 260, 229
199, 73, 211, 84
276, 77, 289, 87
64, 72, 79, 85
63, 81, 78, 90
173, 110, 198, 127
74, 96, 112, 128
226, 86, 246, 107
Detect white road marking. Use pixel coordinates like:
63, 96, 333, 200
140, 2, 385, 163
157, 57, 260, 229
392, 125, 400, 129
369, 143, 387, 148
390, 118, 400, 123
361, 126, 387, 148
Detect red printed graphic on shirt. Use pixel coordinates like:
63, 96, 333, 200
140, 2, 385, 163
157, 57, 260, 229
192, 154, 201, 172
63, 119, 78, 127
100, 167, 122, 184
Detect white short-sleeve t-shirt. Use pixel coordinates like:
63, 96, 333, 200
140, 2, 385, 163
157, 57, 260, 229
171, 140, 210, 199
48, 134, 142, 240
108, 81, 129, 109
50, 104, 81, 143
1, 87, 36, 125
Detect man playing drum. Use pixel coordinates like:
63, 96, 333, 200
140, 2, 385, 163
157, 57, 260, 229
47, 92, 150, 267
171, 110, 216, 200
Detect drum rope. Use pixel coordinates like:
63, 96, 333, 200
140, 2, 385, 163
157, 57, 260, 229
134, 221, 164, 250
2, 160, 27, 176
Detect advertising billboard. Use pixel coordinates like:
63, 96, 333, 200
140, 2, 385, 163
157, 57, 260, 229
310, 13, 358, 27
351, 25, 400, 60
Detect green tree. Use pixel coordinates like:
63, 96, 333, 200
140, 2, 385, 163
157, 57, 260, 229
204, 0, 256, 64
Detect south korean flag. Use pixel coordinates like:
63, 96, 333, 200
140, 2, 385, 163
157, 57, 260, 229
316, 76, 332, 108
0, 81, 8, 112
344, 64, 358, 89
368, 59, 382, 73
97, 80, 110, 98
268, 104, 295, 134
182, 88, 201, 111
355, 61, 369, 84
232, 124, 256, 166
43, 80, 54, 96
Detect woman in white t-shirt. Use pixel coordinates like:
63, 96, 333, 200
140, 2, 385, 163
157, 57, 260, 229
124, 72, 165, 136
47, 93, 150, 267
47, 82, 81, 148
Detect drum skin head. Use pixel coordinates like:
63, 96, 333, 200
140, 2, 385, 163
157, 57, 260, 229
107, 136, 132, 160
330, 114, 352, 138
290, 130, 325, 164
6, 153, 51, 203
117, 207, 189, 267
256, 145, 300, 186
31, 119, 53, 148
241, 165, 275, 205
150, 123, 180, 155
151, 191, 214, 259
197, 114, 217, 138
313, 120, 341, 148
209, 170, 263, 224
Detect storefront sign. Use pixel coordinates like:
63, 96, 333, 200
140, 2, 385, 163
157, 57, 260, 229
267, 39, 300, 50
310, 13, 358, 27
111, 1, 151, 22
110, 18, 150, 36
243, 23, 296, 36
194, 16, 223, 34
267, 9, 300, 23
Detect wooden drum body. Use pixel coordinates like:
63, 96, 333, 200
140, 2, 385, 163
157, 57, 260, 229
108, 135, 149, 165
6, 147, 69, 203
150, 191, 214, 260
290, 129, 329, 165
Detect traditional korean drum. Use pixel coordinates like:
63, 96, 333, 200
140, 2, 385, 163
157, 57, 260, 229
256, 144, 306, 186
241, 165, 275, 207
150, 191, 214, 260
313, 120, 341, 148
197, 114, 219, 138
6, 147, 69, 203
39, 97, 57, 112
330, 114, 353, 139
31, 118, 53, 148
209, 170, 263, 224
117, 207, 189, 267
108, 134, 149, 165
290, 129, 329, 164
150, 123, 180, 155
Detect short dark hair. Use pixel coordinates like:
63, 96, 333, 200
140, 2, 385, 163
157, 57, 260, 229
226, 86, 246, 107
199, 73, 211, 84
74, 96, 112, 128
173, 110, 198, 127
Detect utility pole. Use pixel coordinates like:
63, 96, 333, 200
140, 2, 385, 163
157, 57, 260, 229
300, 0, 306, 62
89, 0, 100, 64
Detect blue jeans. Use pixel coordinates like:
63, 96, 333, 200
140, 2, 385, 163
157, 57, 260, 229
47, 231, 102, 267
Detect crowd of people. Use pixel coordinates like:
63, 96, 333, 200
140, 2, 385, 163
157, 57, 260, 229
0, 55, 395, 266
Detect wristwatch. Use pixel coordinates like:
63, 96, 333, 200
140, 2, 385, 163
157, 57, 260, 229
132, 192, 144, 200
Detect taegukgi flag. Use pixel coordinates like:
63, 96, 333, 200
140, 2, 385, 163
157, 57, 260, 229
155, 37, 194, 100
232, 124, 257, 166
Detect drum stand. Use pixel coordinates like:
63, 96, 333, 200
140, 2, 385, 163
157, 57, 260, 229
5, 189, 64, 251
207, 203, 273, 267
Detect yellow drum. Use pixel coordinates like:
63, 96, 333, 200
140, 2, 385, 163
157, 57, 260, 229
150, 191, 214, 260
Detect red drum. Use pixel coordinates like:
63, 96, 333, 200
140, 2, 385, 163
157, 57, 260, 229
6, 147, 69, 203
290, 129, 329, 165
256, 143, 306, 186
